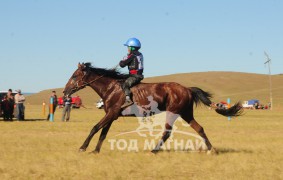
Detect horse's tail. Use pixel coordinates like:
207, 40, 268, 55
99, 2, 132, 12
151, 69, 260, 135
190, 87, 243, 117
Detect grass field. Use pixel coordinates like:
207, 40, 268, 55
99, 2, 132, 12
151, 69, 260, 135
0, 104, 282, 179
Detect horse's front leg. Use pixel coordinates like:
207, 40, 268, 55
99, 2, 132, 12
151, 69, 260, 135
79, 113, 116, 152
92, 121, 113, 153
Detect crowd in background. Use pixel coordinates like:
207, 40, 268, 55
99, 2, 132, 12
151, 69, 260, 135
0, 89, 25, 121
47, 91, 73, 122
1, 89, 82, 122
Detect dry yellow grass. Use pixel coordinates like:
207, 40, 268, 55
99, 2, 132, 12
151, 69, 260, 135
0, 104, 282, 179
1, 72, 283, 179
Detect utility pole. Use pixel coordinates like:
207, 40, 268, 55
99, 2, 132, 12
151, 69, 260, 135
264, 51, 273, 110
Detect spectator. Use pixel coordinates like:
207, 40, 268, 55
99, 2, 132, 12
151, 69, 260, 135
1, 95, 11, 121
254, 102, 259, 110
47, 90, 58, 120
7, 89, 15, 120
62, 95, 72, 122
268, 102, 271, 109
14, 89, 25, 121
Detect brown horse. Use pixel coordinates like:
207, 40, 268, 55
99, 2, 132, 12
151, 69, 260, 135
63, 63, 243, 154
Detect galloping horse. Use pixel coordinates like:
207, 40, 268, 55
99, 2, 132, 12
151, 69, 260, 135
63, 63, 243, 154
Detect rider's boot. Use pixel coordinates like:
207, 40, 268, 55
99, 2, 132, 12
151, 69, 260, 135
121, 96, 133, 109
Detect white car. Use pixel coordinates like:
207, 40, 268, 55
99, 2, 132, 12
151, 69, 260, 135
242, 100, 260, 108
96, 99, 104, 109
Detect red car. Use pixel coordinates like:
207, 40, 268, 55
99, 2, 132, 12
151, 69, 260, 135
57, 96, 82, 108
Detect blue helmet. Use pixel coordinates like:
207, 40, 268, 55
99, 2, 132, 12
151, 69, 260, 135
124, 38, 141, 48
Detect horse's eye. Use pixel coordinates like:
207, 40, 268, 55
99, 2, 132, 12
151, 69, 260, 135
72, 75, 77, 80
71, 76, 77, 84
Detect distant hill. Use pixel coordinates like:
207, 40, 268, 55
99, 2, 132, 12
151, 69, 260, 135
26, 72, 283, 108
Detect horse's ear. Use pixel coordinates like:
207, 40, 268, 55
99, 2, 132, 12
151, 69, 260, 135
79, 63, 88, 71
78, 63, 86, 70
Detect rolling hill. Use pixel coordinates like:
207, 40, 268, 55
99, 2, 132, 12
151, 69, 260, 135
26, 72, 283, 109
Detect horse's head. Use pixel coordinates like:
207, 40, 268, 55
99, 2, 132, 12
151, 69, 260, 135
63, 63, 90, 96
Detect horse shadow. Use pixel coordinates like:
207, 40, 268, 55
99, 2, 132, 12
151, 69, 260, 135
143, 148, 253, 154
216, 148, 253, 154
22, 119, 47, 121
0, 118, 46, 122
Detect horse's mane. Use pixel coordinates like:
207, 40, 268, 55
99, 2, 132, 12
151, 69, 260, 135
84, 62, 130, 80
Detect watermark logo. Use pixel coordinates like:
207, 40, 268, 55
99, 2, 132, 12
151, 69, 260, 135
108, 96, 207, 152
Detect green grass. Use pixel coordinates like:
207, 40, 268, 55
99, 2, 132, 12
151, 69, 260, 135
0, 105, 282, 179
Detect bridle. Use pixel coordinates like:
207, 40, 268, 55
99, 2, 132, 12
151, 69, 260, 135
70, 69, 104, 92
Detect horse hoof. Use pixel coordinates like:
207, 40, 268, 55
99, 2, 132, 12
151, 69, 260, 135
207, 147, 218, 155
90, 150, 99, 154
79, 148, 86, 152
151, 149, 159, 154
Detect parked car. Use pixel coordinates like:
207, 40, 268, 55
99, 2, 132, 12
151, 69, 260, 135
242, 99, 260, 109
96, 99, 104, 109
57, 96, 82, 108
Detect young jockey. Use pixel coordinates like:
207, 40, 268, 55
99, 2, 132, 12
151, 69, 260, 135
119, 38, 144, 108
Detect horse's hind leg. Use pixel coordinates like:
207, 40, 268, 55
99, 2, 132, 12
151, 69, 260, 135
151, 123, 172, 153
185, 118, 217, 154
181, 109, 217, 154
151, 112, 178, 153
190, 119, 212, 150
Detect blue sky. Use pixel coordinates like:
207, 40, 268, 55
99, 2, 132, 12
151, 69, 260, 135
0, 0, 282, 92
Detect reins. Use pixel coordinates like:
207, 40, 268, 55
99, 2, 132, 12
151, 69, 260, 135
81, 74, 104, 87
70, 64, 125, 93
73, 72, 104, 91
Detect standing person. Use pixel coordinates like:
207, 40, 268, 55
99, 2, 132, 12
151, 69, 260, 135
14, 89, 25, 121
1, 95, 11, 121
119, 37, 144, 108
7, 89, 15, 120
47, 91, 58, 120
61, 95, 72, 122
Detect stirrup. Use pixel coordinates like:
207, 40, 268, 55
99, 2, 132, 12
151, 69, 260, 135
121, 100, 134, 109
